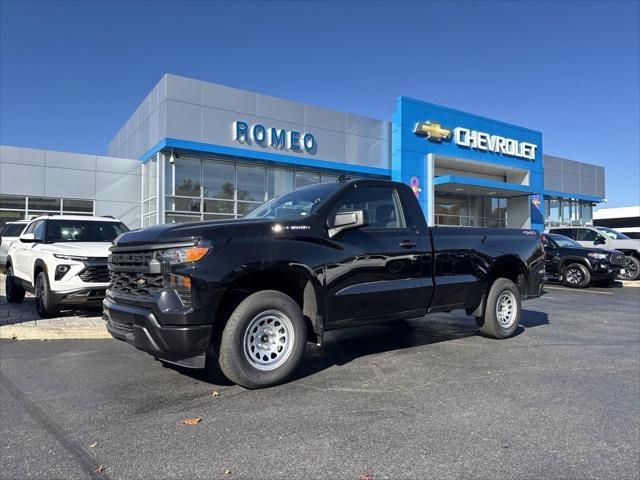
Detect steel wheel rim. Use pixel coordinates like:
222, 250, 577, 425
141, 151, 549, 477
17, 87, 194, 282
495, 290, 517, 328
243, 310, 295, 371
621, 258, 638, 279
566, 267, 583, 285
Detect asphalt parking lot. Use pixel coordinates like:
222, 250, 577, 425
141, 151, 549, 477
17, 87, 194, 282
1, 285, 639, 480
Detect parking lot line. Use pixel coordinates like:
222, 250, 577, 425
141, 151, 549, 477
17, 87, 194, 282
545, 286, 614, 295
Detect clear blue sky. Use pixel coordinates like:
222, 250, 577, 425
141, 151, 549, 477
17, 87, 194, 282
1, 0, 638, 207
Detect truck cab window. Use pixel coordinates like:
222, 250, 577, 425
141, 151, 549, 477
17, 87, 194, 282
334, 186, 406, 229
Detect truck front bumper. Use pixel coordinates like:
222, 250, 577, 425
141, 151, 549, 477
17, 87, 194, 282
103, 290, 212, 368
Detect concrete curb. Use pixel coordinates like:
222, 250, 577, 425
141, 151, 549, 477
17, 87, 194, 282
0, 325, 111, 340
620, 281, 640, 287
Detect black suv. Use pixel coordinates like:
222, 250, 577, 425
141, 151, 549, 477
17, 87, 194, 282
542, 233, 625, 288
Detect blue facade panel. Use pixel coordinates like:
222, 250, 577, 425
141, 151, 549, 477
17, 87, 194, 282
392, 96, 545, 231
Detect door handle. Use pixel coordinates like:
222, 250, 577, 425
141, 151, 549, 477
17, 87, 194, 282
398, 240, 417, 249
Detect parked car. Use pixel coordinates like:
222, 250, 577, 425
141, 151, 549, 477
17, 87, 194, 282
104, 178, 545, 389
549, 226, 640, 281
4, 215, 129, 317
542, 233, 626, 288
0, 220, 30, 267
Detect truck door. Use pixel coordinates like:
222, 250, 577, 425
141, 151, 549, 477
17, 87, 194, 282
323, 184, 425, 324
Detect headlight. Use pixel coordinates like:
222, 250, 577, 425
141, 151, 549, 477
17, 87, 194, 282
157, 245, 210, 264
53, 254, 88, 261
587, 252, 608, 260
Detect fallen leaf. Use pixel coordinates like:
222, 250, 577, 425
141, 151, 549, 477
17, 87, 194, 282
95, 465, 105, 475
224, 469, 231, 475
182, 417, 201, 425
10, 334, 17, 340
359, 475, 372, 480
212, 390, 220, 397
89, 442, 97, 448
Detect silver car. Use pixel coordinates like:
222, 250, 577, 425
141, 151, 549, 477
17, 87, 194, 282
0, 220, 29, 267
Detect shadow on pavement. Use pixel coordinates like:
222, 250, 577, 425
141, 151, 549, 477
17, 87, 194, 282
172, 309, 549, 387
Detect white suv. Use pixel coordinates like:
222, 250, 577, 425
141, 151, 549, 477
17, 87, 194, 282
0, 220, 30, 266
5, 215, 129, 317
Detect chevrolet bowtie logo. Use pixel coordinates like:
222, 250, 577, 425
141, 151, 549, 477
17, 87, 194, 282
414, 121, 451, 142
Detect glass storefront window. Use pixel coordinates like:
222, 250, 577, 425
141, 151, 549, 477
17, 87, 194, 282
295, 171, 320, 188
165, 213, 201, 224
237, 165, 266, 202
29, 197, 61, 211
434, 192, 508, 228
167, 197, 201, 213
237, 202, 261, 216
204, 199, 234, 215
0, 196, 26, 209
174, 157, 201, 197
267, 168, 295, 199
62, 198, 93, 213
203, 160, 235, 199
581, 203, 593, 225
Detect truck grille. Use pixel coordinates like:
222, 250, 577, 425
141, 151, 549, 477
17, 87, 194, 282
79, 266, 110, 283
108, 270, 164, 296
108, 247, 164, 296
610, 254, 627, 266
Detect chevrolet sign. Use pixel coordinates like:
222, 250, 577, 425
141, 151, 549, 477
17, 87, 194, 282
414, 121, 538, 161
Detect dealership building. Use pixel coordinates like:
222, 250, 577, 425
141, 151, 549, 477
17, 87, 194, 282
0, 74, 606, 230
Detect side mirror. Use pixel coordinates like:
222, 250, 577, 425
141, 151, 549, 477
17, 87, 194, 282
19, 233, 37, 243
328, 210, 368, 239
594, 237, 606, 245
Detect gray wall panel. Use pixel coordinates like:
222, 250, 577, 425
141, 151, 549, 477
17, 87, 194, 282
202, 82, 256, 114
304, 104, 346, 132
157, 100, 167, 143
596, 176, 605, 198
347, 135, 389, 169
96, 156, 141, 175
543, 155, 562, 171
149, 109, 159, 148
166, 74, 202, 105
347, 113, 390, 141
1, 163, 45, 195
45, 168, 96, 198
46, 150, 96, 171
95, 172, 140, 202
562, 173, 580, 194
0, 145, 46, 166
256, 93, 305, 125
165, 100, 202, 143
562, 159, 580, 174
95, 201, 141, 229
579, 162, 596, 177
543, 169, 563, 191
580, 175, 597, 196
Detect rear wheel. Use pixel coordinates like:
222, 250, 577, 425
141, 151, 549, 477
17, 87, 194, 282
617, 255, 640, 281
216, 290, 307, 389
5, 266, 25, 303
35, 272, 60, 318
476, 278, 521, 339
562, 263, 591, 288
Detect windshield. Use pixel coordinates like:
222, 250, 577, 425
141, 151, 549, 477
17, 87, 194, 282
596, 226, 630, 240
45, 220, 129, 243
549, 234, 581, 248
244, 183, 340, 220
1, 223, 27, 237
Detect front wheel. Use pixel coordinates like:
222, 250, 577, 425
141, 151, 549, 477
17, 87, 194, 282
476, 278, 521, 339
562, 263, 591, 288
35, 272, 60, 318
617, 255, 640, 281
216, 290, 308, 389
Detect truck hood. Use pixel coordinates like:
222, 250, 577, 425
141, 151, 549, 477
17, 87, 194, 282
113, 218, 299, 246
47, 242, 112, 258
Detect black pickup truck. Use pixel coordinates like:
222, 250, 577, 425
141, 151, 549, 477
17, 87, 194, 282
104, 178, 545, 389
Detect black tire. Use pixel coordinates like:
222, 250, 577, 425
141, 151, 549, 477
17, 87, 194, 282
35, 271, 60, 318
5, 266, 25, 303
617, 255, 640, 281
562, 263, 591, 288
216, 290, 307, 389
476, 278, 521, 339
